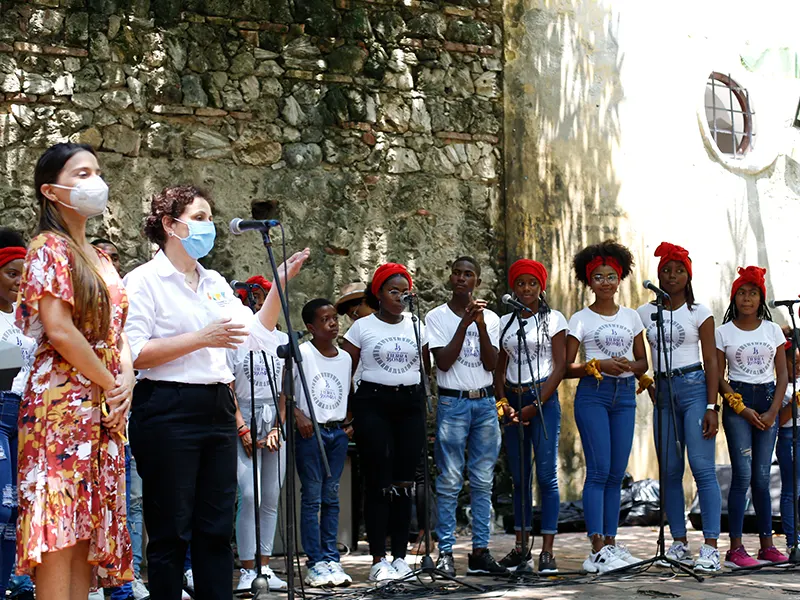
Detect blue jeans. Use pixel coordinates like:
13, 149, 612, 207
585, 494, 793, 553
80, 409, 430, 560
110, 446, 134, 600
776, 426, 799, 545
295, 427, 349, 566
434, 394, 501, 552
504, 386, 560, 534
129, 454, 143, 576
574, 376, 636, 538
654, 368, 721, 539
723, 380, 778, 538
0, 392, 20, 597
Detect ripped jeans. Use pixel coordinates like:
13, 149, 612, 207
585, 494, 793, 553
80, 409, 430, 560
353, 382, 425, 559
295, 426, 348, 566
723, 380, 778, 539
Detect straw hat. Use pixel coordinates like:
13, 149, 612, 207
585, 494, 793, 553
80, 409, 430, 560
335, 282, 367, 314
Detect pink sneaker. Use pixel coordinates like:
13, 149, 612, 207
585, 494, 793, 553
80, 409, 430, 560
757, 546, 789, 565
724, 546, 760, 569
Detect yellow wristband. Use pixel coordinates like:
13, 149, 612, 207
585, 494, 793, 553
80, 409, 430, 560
636, 374, 654, 395
496, 397, 510, 417
724, 392, 746, 414
585, 359, 604, 381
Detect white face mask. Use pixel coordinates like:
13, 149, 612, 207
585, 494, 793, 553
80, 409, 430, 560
50, 176, 109, 218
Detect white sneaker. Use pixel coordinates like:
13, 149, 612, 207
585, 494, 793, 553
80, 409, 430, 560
611, 544, 641, 565
368, 558, 399, 583
237, 568, 256, 591
88, 591, 105, 600
262, 565, 288, 591
131, 577, 150, 600
183, 567, 194, 599
582, 545, 630, 573
181, 591, 191, 600
656, 541, 693, 567
391, 557, 413, 577
326, 561, 353, 587
694, 544, 721, 573
304, 562, 335, 587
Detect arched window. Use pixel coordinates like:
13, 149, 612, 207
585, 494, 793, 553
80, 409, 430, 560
705, 72, 755, 158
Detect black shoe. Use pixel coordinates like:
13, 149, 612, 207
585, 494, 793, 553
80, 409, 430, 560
466, 550, 509, 576
499, 547, 532, 571
538, 551, 558, 574
436, 552, 456, 577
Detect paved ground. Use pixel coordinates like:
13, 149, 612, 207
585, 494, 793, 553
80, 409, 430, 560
235, 527, 800, 599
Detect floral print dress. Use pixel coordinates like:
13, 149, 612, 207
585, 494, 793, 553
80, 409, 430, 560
14, 233, 133, 586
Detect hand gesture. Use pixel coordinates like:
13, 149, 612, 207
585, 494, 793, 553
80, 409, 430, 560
501, 403, 518, 425
599, 357, 630, 376
758, 409, 777, 429
520, 404, 537, 424
240, 430, 253, 458
265, 428, 282, 452
296, 409, 313, 439
103, 370, 134, 431
199, 318, 246, 349
741, 407, 767, 430
343, 424, 354, 440
276, 248, 311, 286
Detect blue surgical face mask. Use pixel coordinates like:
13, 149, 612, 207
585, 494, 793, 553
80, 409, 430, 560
172, 218, 216, 259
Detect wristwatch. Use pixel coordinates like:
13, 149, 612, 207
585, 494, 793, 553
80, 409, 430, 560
706, 403, 720, 412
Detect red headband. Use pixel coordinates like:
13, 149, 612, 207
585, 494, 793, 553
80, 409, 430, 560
585, 256, 622, 281
371, 263, 412, 296
654, 242, 692, 279
508, 259, 548, 291
0, 247, 26, 269
235, 275, 272, 303
730, 265, 766, 300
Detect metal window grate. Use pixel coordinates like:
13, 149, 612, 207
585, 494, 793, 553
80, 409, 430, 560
705, 72, 755, 158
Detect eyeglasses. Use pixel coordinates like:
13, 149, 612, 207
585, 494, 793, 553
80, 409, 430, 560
592, 274, 619, 284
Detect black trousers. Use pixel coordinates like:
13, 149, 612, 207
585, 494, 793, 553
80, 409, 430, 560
129, 380, 237, 600
352, 382, 425, 559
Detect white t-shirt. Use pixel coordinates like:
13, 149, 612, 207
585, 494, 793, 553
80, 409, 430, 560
568, 307, 645, 378
227, 329, 288, 403
344, 313, 427, 386
294, 341, 352, 423
782, 386, 800, 428
715, 320, 786, 385
426, 303, 500, 391
0, 306, 36, 395
636, 302, 714, 371
500, 309, 568, 384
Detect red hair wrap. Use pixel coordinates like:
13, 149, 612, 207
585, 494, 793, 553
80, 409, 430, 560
235, 275, 272, 303
0, 247, 26, 269
371, 263, 412, 296
508, 259, 548, 291
730, 266, 766, 300
585, 256, 622, 281
654, 242, 692, 279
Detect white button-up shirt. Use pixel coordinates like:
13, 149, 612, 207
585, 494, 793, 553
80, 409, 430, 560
123, 250, 278, 384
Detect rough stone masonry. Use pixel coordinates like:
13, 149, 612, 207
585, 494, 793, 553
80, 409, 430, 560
0, 0, 505, 312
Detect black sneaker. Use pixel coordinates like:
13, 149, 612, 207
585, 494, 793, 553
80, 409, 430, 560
466, 551, 509, 576
499, 547, 532, 571
436, 552, 456, 577
538, 551, 558, 574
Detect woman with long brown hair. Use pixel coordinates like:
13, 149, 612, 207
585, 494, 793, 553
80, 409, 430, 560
15, 143, 134, 599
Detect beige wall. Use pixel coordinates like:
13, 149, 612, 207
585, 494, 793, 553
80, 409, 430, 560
505, 0, 800, 499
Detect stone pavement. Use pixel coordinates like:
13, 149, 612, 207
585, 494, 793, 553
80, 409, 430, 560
242, 527, 800, 599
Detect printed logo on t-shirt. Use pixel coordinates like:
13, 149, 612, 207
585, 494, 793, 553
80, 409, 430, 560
734, 342, 774, 376
503, 334, 544, 366
457, 330, 483, 368
645, 321, 686, 351
372, 336, 419, 374
593, 323, 634, 357
310, 372, 344, 411
0, 328, 31, 374
243, 355, 282, 390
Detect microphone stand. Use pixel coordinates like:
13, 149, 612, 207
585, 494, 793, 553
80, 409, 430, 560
395, 294, 484, 592
508, 305, 546, 576
258, 231, 331, 600
598, 293, 701, 581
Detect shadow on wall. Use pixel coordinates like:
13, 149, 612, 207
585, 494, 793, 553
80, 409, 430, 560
504, 0, 627, 499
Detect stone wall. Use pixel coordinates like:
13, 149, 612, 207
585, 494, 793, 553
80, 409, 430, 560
0, 0, 504, 311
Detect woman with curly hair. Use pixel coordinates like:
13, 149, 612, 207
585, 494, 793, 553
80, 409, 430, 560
123, 185, 309, 598
565, 240, 648, 573
716, 266, 788, 568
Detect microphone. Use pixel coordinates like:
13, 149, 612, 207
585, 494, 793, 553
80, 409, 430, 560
643, 280, 670, 298
229, 218, 281, 235
401, 291, 417, 306
769, 298, 800, 309
230, 280, 265, 291
501, 294, 528, 312
276, 330, 310, 359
